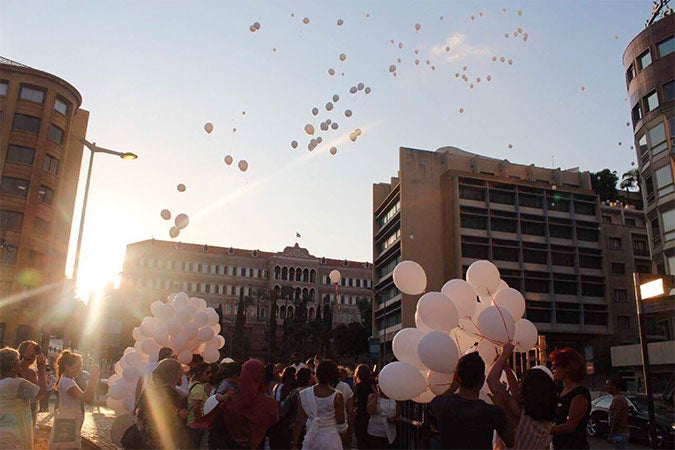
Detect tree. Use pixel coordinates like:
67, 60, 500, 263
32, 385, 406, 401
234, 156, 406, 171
620, 168, 641, 193
265, 288, 278, 361
331, 322, 370, 359
356, 297, 373, 334
231, 288, 248, 360
591, 169, 619, 202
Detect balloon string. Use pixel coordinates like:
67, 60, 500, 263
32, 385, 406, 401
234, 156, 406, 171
484, 288, 513, 345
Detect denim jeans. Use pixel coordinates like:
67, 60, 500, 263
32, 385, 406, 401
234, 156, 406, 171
610, 433, 630, 449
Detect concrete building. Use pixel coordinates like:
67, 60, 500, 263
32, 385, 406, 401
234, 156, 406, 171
119, 240, 372, 357
0, 56, 88, 346
373, 146, 650, 371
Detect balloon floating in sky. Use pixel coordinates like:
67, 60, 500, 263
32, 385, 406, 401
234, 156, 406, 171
232, 128, 237, 133
339, 53, 346, 62
291, 140, 298, 149
350, 86, 357, 94
329, 147, 337, 155
414, 49, 419, 55
518, 10, 523, 16
312, 107, 319, 116
344, 109, 352, 117
365, 87, 371, 94
224, 155, 233, 165
332, 94, 339, 102
492, 56, 497, 62
580, 86, 586, 91
337, 19, 344, 26
614, 35, 618, 40
204, 123, 214, 134
357, 83, 364, 90
238, 160, 248, 172
326, 102, 334, 111
304, 124, 315, 135
500, 57, 505, 62
462, 66, 467, 71
414, 23, 421, 31
389, 64, 397, 73
508, 59, 513, 65
177, 183, 186, 192
415, 59, 420, 66
169, 227, 180, 239
504, 33, 509, 38
316, 136, 323, 144
175, 214, 189, 230
331, 122, 339, 130
508, 144, 513, 149
398, 42, 403, 49
471, 15, 475, 20
242, 111, 246, 115
518, 27, 523, 33
328, 68, 335, 76
445, 46, 450, 52
160, 209, 171, 220
459, 108, 464, 113
487, 75, 492, 82
303, 17, 310, 24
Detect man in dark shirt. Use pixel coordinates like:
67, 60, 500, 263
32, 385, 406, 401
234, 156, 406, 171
606, 376, 630, 449
429, 352, 514, 449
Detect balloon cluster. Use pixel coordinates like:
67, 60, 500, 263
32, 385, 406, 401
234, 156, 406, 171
160, 205, 190, 239
107, 292, 225, 416
378, 259, 539, 404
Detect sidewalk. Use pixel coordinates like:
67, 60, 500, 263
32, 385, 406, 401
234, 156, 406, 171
37, 402, 117, 450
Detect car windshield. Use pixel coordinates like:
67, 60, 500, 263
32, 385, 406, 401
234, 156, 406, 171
630, 397, 674, 413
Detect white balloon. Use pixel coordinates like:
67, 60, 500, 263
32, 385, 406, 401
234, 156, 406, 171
158, 303, 176, 321
122, 395, 134, 413
205, 308, 219, 325
107, 397, 125, 413
175, 214, 190, 230
214, 335, 226, 349
198, 327, 215, 342
194, 311, 209, 327
466, 260, 501, 297
108, 380, 128, 400
417, 331, 459, 374
122, 366, 140, 384
476, 339, 500, 366
150, 301, 164, 317
412, 388, 436, 404
414, 311, 433, 333
492, 288, 525, 321
476, 306, 515, 344
175, 306, 191, 323
513, 319, 538, 352
132, 327, 146, 342
140, 317, 157, 338
122, 351, 142, 368
329, 270, 341, 284
441, 279, 477, 319
134, 341, 145, 355
172, 333, 188, 352
211, 324, 221, 335
191, 297, 208, 311
166, 319, 182, 335
178, 349, 193, 365
115, 361, 124, 375
107, 374, 122, 385
185, 323, 199, 339
378, 362, 426, 401
141, 339, 160, 355
428, 371, 454, 395
174, 292, 189, 305
451, 327, 478, 353
204, 395, 219, 415
205, 336, 220, 350
392, 328, 426, 369
203, 347, 220, 364
152, 326, 169, 346
416, 292, 458, 332
393, 261, 427, 295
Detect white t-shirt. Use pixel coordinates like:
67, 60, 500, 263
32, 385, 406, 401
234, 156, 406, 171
290, 362, 306, 371
58, 377, 83, 416
334, 381, 353, 417
141, 361, 159, 386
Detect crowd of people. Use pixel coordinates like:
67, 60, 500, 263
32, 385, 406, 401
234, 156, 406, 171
0, 340, 635, 450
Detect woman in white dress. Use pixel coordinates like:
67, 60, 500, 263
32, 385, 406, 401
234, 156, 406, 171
294, 360, 347, 450
366, 383, 399, 449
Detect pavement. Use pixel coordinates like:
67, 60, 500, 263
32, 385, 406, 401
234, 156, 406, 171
37, 399, 117, 450
588, 436, 651, 449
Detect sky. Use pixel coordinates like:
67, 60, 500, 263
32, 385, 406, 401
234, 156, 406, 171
0, 0, 650, 300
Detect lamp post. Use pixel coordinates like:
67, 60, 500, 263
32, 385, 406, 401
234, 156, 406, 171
71, 139, 137, 297
632, 272, 674, 448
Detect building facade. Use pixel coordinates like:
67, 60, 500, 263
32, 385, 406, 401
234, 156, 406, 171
373, 146, 649, 371
0, 56, 89, 346
119, 240, 373, 357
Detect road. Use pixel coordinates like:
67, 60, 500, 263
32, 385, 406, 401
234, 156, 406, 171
589, 435, 651, 449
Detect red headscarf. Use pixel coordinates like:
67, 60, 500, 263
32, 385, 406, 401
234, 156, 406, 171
223, 359, 279, 448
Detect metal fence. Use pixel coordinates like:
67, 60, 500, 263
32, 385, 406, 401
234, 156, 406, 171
396, 401, 430, 449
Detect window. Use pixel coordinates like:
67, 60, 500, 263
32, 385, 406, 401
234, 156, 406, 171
37, 185, 54, 204
637, 49, 652, 70
1, 177, 29, 197
637, 134, 648, 155
0, 80, 7, 96
49, 125, 64, 144
602, 215, 612, 224
618, 315, 631, 330
612, 262, 626, 274
633, 239, 649, 256
661, 208, 675, 241
19, 85, 45, 104
665, 80, 675, 102
6, 145, 35, 165
648, 122, 666, 146
625, 218, 636, 226
54, 97, 69, 115
12, 114, 41, 134
0, 210, 23, 230
608, 238, 622, 249
614, 289, 628, 303
645, 91, 659, 112
656, 36, 674, 57
42, 154, 59, 175
34, 217, 49, 236
632, 103, 643, 123
655, 165, 674, 197
626, 64, 635, 83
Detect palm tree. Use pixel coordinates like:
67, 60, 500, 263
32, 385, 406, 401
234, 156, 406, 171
620, 168, 641, 193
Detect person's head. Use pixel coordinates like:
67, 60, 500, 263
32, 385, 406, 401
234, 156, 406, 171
316, 360, 338, 385
296, 367, 312, 388
606, 375, 624, 395
354, 364, 373, 384
56, 350, 83, 380
455, 352, 485, 391
306, 358, 316, 369
264, 363, 278, 384
0, 347, 21, 378
274, 362, 284, 376
280, 366, 297, 387
221, 362, 242, 382
189, 354, 204, 368
191, 361, 212, 383
338, 366, 349, 382
550, 348, 586, 383
17, 340, 40, 366
157, 347, 174, 361
521, 367, 557, 422
291, 353, 301, 364
150, 358, 184, 387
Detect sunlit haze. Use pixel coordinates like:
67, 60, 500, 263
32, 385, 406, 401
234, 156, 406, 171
0, 1, 646, 300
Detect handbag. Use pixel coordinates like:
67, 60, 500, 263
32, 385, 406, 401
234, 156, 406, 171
49, 408, 81, 450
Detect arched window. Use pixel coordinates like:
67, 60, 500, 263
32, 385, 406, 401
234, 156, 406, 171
308, 307, 315, 320
287, 306, 294, 318
302, 288, 309, 299
279, 305, 286, 319
273, 285, 281, 297
281, 266, 288, 281
303, 268, 309, 282
310, 269, 316, 283
289, 267, 295, 282
274, 266, 280, 280
296, 267, 302, 282
310, 288, 316, 301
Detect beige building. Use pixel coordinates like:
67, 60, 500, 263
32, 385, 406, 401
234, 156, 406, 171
373, 146, 650, 370
119, 240, 373, 357
0, 56, 88, 346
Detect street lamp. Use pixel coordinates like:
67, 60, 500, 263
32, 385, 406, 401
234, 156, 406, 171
71, 139, 137, 296
632, 272, 674, 448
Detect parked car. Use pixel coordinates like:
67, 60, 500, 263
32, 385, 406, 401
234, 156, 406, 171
587, 394, 675, 448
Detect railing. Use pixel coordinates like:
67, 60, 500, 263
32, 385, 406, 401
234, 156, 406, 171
397, 401, 430, 449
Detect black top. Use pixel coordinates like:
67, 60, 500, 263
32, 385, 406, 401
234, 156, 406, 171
353, 380, 375, 414
429, 393, 509, 449
553, 385, 591, 450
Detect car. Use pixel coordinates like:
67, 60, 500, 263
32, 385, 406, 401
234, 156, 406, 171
586, 394, 675, 448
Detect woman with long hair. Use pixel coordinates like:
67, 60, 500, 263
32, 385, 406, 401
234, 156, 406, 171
0, 347, 47, 449
221, 359, 279, 449
549, 348, 591, 450
136, 358, 189, 449
291, 368, 314, 449
17, 340, 43, 426
54, 350, 100, 447
487, 343, 557, 449
187, 362, 212, 449
366, 383, 398, 449
352, 364, 375, 449
270, 366, 297, 449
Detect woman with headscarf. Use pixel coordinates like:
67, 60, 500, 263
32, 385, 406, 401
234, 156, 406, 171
136, 358, 190, 449
221, 359, 279, 449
